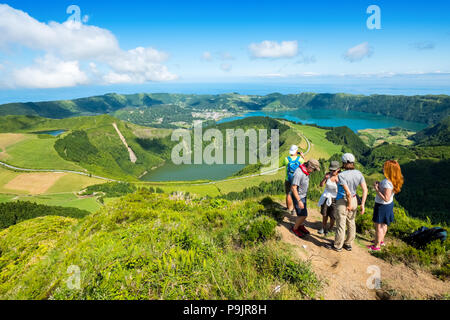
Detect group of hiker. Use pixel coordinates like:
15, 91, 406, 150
284, 144, 404, 252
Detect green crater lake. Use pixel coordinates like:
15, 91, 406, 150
141, 109, 427, 182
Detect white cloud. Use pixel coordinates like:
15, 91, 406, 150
248, 40, 298, 59
220, 63, 232, 72
0, 4, 177, 88
201, 51, 213, 61
343, 42, 373, 62
104, 47, 177, 83
12, 55, 88, 88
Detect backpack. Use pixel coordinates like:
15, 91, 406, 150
404, 226, 447, 249
287, 156, 301, 183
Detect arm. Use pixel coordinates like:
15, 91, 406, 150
319, 174, 329, 188
360, 181, 368, 215
374, 182, 392, 203
291, 184, 304, 209
343, 184, 353, 211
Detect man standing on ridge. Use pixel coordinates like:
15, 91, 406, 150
325, 153, 368, 252
283, 145, 305, 214
291, 159, 321, 238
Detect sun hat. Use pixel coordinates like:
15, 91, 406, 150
308, 159, 321, 171
329, 161, 340, 171
289, 145, 299, 155
342, 153, 356, 163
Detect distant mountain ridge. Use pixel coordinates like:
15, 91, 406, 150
1, 92, 449, 126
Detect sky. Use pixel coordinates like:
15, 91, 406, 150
0, 0, 449, 102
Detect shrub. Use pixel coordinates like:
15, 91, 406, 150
239, 216, 277, 245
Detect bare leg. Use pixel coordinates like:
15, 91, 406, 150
322, 215, 328, 229
374, 223, 383, 248
381, 224, 388, 244
286, 193, 294, 211
329, 218, 335, 230
294, 216, 307, 230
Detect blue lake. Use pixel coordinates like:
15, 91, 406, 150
218, 109, 427, 132
34, 130, 66, 136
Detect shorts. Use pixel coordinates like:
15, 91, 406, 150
284, 180, 292, 195
320, 199, 336, 219
293, 197, 308, 217
373, 202, 395, 226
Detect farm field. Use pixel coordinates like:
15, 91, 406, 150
358, 128, 415, 147
1, 193, 101, 213
0, 133, 84, 171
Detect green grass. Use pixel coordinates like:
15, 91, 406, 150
0, 190, 322, 300
44, 173, 106, 194
291, 124, 342, 160
0, 194, 15, 203
0, 134, 84, 171
12, 193, 102, 213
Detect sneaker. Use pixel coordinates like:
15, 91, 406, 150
324, 243, 342, 252
292, 226, 305, 238
318, 228, 324, 235
299, 225, 310, 235
371, 241, 385, 246
367, 245, 381, 251
343, 244, 352, 251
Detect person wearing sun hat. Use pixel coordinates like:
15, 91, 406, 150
325, 153, 368, 252
317, 160, 341, 235
291, 158, 321, 238
283, 145, 305, 213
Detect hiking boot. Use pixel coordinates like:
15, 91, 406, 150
343, 244, 352, 251
292, 226, 305, 238
324, 243, 342, 252
299, 225, 310, 235
367, 245, 381, 251
318, 228, 324, 235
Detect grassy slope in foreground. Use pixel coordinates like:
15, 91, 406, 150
0, 190, 321, 300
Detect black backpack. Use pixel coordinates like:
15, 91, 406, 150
404, 226, 447, 248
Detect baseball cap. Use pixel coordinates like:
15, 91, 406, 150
289, 145, 299, 155
308, 159, 321, 171
329, 161, 340, 171
342, 153, 356, 163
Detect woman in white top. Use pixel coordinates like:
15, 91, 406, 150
369, 160, 404, 251
318, 161, 340, 235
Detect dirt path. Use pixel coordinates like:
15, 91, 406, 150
277, 204, 449, 300
112, 123, 137, 163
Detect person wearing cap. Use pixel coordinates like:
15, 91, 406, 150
325, 153, 368, 252
283, 145, 305, 213
317, 160, 340, 235
291, 159, 321, 238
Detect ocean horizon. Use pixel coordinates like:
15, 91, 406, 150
1, 82, 450, 105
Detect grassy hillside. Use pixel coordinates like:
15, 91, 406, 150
411, 116, 450, 146
0, 190, 321, 300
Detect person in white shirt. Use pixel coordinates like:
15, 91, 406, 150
317, 161, 340, 235
369, 160, 404, 251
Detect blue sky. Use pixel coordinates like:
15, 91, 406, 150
0, 0, 449, 101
